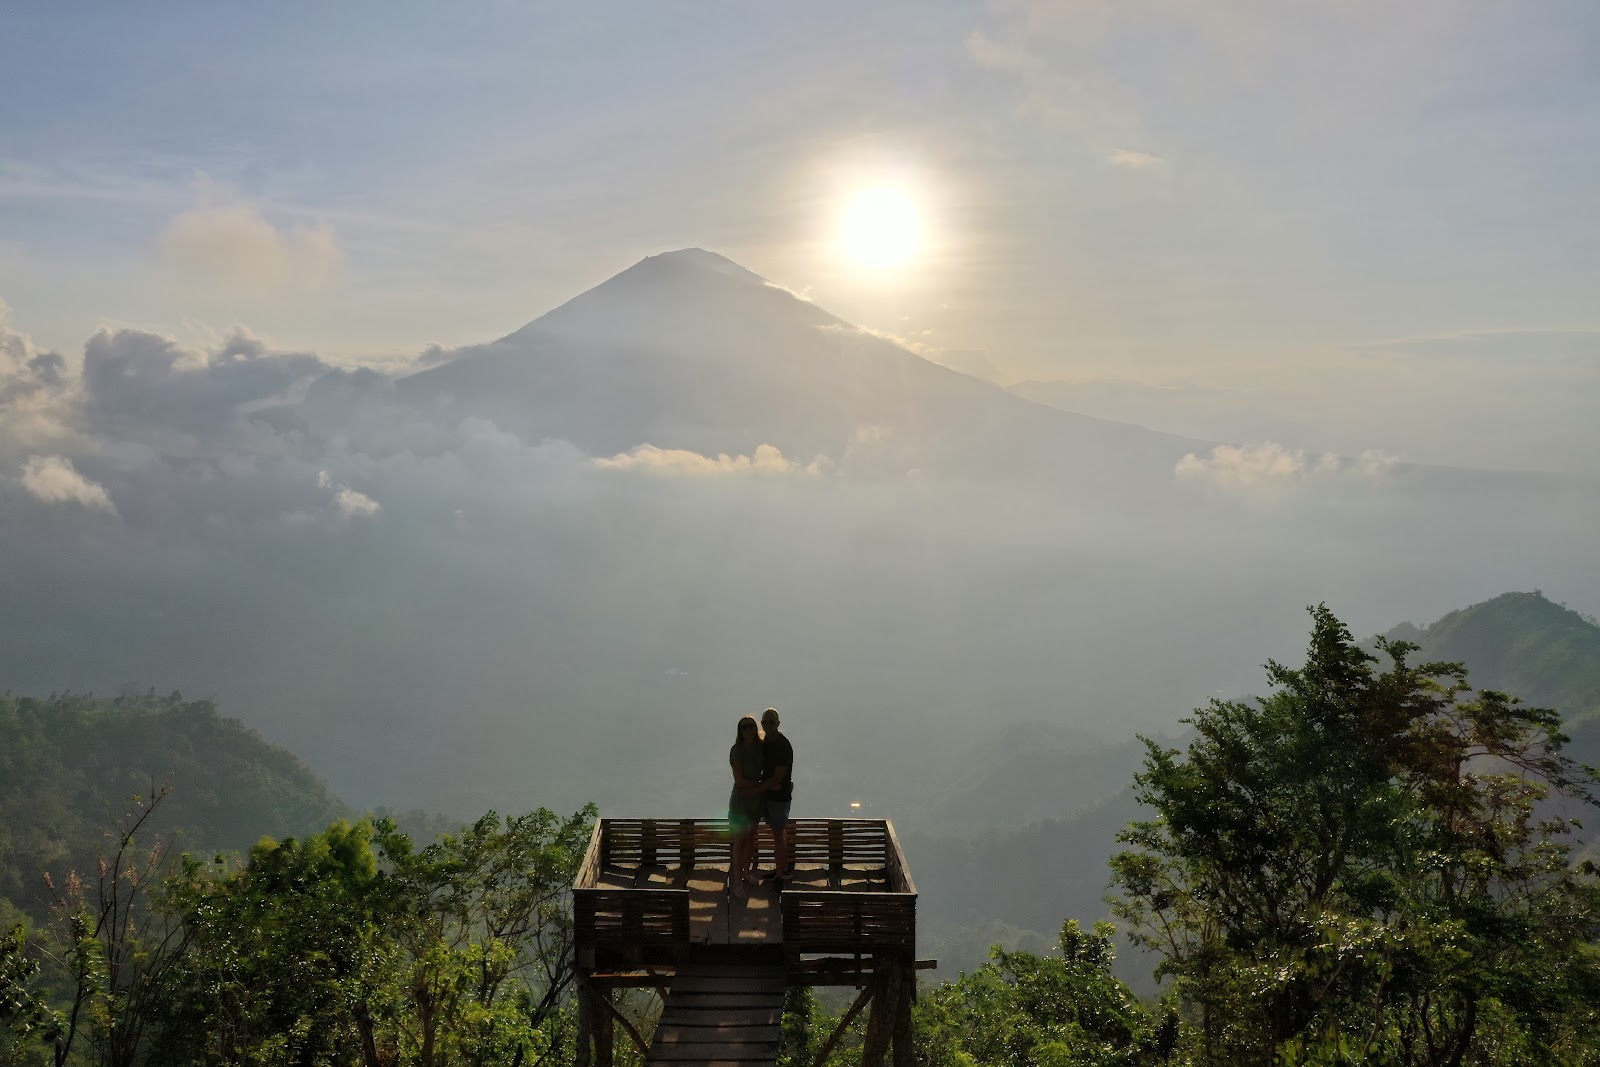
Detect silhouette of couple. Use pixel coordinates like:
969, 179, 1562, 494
727, 707, 794, 899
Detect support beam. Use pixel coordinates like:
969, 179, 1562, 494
811, 984, 873, 1067
861, 968, 899, 1067
891, 962, 915, 1067
595, 987, 614, 1067
593, 989, 650, 1059
575, 980, 593, 1067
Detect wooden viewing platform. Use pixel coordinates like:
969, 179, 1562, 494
571, 818, 922, 1067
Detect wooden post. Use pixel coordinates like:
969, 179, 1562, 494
595, 988, 615, 1067
575, 979, 593, 1067
891, 957, 915, 1067
861, 965, 899, 1067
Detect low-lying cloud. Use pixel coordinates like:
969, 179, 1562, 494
593, 443, 822, 477
1175, 441, 1397, 489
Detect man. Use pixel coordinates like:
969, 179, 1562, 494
759, 707, 795, 886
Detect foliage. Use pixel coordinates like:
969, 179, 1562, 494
776, 987, 821, 1067
1, 922, 57, 1065
40, 785, 191, 1067
149, 806, 597, 1067
373, 806, 596, 1067
1111, 605, 1600, 1066
915, 920, 1177, 1067
150, 819, 393, 1066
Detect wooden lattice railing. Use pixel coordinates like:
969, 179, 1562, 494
571, 817, 916, 969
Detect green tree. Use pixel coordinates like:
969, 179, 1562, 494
41, 786, 191, 1067
150, 806, 596, 1067
1110, 605, 1600, 1066
915, 920, 1177, 1067
1, 921, 58, 1065
150, 819, 395, 1066
373, 806, 596, 1067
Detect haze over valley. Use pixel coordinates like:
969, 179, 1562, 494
4, 248, 1595, 829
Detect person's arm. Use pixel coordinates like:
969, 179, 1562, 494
764, 763, 789, 791
731, 753, 760, 793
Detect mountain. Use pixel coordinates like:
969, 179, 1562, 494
1379, 591, 1600, 770
1381, 591, 1600, 718
398, 249, 1199, 484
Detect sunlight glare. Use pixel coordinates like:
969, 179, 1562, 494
838, 185, 924, 272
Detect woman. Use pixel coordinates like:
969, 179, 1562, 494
727, 714, 766, 899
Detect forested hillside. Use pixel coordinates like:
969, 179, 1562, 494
1382, 590, 1600, 763
0, 690, 348, 921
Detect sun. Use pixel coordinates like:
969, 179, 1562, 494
837, 185, 924, 272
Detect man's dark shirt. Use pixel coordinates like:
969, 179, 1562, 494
762, 732, 794, 802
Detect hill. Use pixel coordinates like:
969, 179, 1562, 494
1379, 590, 1600, 767
0, 690, 349, 922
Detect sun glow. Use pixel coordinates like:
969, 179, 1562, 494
837, 185, 924, 272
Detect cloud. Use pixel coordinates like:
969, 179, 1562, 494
764, 280, 815, 302
317, 470, 383, 518
593, 443, 822, 477
0, 303, 74, 447
159, 202, 342, 297
20, 455, 116, 513
1175, 441, 1397, 490
82, 327, 330, 438
1108, 149, 1164, 169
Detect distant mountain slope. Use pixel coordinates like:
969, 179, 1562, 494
397, 249, 1199, 483
0, 690, 349, 919
1382, 591, 1600, 715
1380, 591, 1600, 768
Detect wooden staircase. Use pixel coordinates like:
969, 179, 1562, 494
647, 946, 786, 1067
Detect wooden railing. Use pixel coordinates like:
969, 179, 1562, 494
571, 817, 916, 971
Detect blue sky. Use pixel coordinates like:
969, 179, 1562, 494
2, 0, 1598, 470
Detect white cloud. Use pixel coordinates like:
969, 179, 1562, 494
20, 455, 116, 513
593, 443, 823, 477
1177, 441, 1308, 488
1108, 149, 1164, 169
1175, 442, 1398, 489
764, 280, 814, 302
159, 202, 342, 297
317, 470, 383, 518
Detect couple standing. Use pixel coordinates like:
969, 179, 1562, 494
727, 707, 794, 899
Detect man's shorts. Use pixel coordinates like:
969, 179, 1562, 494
764, 800, 791, 832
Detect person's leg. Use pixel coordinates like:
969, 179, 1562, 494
763, 802, 791, 881
730, 824, 751, 897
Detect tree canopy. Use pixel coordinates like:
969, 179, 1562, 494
1111, 605, 1600, 1065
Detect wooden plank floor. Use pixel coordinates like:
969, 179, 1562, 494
648, 947, 786, 1067
596, 864, 889, 945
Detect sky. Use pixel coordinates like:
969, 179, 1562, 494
2, 0, 1598, 472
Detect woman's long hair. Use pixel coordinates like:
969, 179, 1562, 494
735, 714, 763, 746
